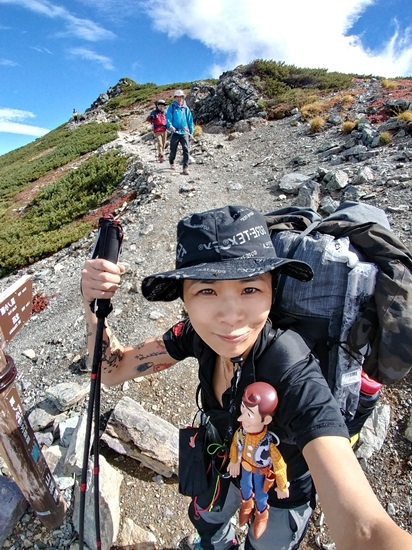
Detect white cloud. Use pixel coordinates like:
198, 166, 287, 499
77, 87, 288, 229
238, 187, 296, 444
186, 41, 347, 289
31, 46, 53, 54
75, 0, 139, 21
0, 121, 50, 136
62, 13, 115, 41
141, 0, 412, 77
0, 0, 115, 41
68, 47, 114, 70
0, 58, 18, 66
0, 108, 49, 136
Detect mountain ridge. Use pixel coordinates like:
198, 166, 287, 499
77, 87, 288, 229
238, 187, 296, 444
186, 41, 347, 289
1, 62, 411, 278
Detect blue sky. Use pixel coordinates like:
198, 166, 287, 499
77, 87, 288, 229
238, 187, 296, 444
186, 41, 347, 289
0, 0, 411, 156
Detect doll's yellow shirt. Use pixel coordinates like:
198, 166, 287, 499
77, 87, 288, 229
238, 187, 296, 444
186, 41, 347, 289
229, 426, 288, 492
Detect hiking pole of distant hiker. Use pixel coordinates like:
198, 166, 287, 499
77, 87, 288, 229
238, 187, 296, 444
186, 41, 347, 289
78, 215, 123, 550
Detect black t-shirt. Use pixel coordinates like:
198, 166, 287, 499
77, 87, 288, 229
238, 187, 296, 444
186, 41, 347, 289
164, 319, 348, 507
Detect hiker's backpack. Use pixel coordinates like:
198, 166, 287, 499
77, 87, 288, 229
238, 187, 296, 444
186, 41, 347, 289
146, 109, 166, 132
265, 201, 412, 435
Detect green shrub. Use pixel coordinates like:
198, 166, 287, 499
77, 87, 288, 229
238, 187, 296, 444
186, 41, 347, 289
104, 80, 214, 111
0, 122, 119, 203
0, 150, 129, 276
240, 60, 354, 97
257, 98, 267, 110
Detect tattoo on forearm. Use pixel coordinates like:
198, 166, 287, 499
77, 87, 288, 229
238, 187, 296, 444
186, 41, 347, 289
136, 350, 167, 360
154, 336, 164, 347
153, 363, 174, 373
100, 327, 123, 373
136, 362, 154, 373
136, 336, 165, 351
101, 340, 123, 373
133, 336, 171, 374
136, 360, 173, 374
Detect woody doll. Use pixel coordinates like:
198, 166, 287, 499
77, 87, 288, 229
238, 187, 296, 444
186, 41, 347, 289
227, 382, 289, 539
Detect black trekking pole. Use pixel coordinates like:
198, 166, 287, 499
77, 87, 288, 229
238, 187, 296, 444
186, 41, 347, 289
78, 215, 123, 550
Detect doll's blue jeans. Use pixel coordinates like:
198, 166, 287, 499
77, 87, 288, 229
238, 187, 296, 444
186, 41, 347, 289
240, 468, 267, 512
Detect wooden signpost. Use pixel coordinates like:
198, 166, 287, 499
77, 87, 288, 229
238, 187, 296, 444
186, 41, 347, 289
0, 276, 67, 529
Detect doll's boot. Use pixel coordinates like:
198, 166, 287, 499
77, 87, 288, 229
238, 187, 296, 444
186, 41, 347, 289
253, 504, 269, 539
238, 495, 255, 526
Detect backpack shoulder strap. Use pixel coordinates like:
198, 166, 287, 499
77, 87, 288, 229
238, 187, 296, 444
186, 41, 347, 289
256, 328, 311, 386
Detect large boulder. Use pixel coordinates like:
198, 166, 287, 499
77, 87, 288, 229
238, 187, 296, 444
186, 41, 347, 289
188, 71, 263, 126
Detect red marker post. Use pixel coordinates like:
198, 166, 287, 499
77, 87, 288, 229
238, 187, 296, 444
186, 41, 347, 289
0, 276, 67, 529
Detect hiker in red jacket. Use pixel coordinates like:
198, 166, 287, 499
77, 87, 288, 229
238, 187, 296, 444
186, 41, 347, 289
147, 99, 167, 162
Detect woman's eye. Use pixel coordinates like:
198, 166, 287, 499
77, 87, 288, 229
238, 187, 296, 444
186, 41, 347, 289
243, 287, 257, 294
198, 288, 214, 295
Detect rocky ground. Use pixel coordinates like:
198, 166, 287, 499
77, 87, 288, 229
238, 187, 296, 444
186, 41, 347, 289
1, 79, 412, 549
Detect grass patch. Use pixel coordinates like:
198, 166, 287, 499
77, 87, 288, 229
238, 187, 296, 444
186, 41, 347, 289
397, 110, 412, 122
310, 116, 326, 133
342, 120, 357, 134
193, 124, 203, 137
342, 95, 356, 105
379, 131, 393, 145
301, 102, 325, 119
381, 79, 398, 89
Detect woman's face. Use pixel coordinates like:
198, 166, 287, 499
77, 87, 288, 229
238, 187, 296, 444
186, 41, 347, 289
183, 273, 272, 360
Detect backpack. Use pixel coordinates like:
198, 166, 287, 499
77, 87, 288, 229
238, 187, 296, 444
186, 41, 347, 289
146, 109, 166, 132
265, 201, 412, 435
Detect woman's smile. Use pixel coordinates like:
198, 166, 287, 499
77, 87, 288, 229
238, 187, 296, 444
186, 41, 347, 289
183, 275, 272, 359
216, 332, 250, 343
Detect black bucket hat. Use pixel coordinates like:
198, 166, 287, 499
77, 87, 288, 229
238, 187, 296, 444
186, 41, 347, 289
142, 205, 313, 301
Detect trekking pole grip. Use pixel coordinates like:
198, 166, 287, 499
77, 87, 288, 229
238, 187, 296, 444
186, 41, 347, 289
90, 215, 123, 319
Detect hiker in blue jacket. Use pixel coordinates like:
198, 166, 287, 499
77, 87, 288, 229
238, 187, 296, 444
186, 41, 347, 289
166, 89, 194, 175
81, 205, 412, 550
